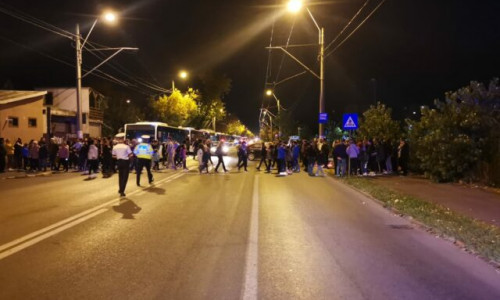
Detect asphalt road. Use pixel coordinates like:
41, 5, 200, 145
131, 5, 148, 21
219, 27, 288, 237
0, 156, 499, 299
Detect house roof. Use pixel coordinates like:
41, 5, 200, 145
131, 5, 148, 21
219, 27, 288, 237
0, 90, 47, 105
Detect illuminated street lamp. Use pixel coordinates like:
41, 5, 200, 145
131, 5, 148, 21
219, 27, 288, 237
172, 70, 188, 91
267, 0, 325, 137
266, 89, 282, 138
287, 0, 302, 13
75, 10, 138, 138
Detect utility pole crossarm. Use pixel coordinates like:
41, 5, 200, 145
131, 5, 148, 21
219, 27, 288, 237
82, 47, 138, 78
266, 46, 320, 79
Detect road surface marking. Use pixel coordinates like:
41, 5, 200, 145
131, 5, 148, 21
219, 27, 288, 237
0, 171, 186, 260
0, 209, 107, 260
242, 176, 259, 300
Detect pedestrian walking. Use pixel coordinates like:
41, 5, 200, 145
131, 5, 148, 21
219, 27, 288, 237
112, 133, 133, 197
87, 139, 99, 179
214, 141, 228, 173
256, 143, 268, 171
237, 141, 248, 172
134, 135, 154, 186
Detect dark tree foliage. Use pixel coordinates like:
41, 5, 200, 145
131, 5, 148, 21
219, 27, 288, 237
407, 78, 499, 184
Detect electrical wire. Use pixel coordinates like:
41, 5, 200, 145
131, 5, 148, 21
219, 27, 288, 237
324, 0, 371, 51
325, 0, 387, 57
0, 3, 75, 39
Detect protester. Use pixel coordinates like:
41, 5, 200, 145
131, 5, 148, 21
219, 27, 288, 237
0, 138, 6, 173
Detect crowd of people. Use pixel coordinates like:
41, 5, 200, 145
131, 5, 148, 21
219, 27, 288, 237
0, 134, 410, 181
249, 137, 410, 177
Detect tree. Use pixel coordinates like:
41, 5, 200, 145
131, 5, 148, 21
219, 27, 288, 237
192, 72, 231, 129
149, 88, 199, 126
358, 102, 402, 141
102, 97, 145, 137
408, 78, 499, 183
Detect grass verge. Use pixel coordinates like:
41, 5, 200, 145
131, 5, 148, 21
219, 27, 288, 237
343, 177, 500, 266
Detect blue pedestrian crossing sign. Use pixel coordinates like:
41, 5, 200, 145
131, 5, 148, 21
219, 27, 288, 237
318, 113, 328, 124
342, 113, 359, 130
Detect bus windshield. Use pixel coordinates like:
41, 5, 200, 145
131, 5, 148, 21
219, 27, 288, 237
125, 124, 155, 141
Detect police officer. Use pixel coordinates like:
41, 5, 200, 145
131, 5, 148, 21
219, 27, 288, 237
134, 135, 154, 186
112, 133, 132, 197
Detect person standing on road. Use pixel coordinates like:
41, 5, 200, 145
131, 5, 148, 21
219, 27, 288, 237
306, 141, 317, 176
29, 140, 40, 172
87, 139, 99, 179
14, 138, 23, 170
0, 138, 6, 173
5, 138, 14, 170
112, 133, 132, 197
57, 141, 70, 172
134, 135, 154, 186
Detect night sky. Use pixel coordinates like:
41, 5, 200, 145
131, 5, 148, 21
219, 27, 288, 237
1, 0, 498, 133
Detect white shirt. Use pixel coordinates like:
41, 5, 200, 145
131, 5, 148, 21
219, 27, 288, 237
88, 145, 98, 160
112, 143, 132, 160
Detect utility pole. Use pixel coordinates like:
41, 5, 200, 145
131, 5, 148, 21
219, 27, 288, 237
75, 24, 83, 139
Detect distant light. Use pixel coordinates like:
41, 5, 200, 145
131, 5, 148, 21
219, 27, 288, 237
179, 70, 188, 79
103, 11, 117, 24
287, 0, 302, 13
126, 99, 131, 104
265, 89, 273, 96
413, 111, 417, 115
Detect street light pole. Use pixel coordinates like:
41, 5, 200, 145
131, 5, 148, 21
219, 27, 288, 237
75, 24, 83, 139
266, 90, 282, 139
73, 11, 137, 139
319, 27, 325, 138
267, 2, 326, 138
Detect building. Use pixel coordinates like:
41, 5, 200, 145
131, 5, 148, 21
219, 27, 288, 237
0, 87, 105, 143
40, 87, 105, 139
0, 90, 47, 143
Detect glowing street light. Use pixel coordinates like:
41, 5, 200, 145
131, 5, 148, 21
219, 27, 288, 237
103, 11, 117, 23
287, 0, 303, 13
75, 9, 137, 138
172, 70, 189, 91
179, 70, 188, 79
265, 89, 282, 138
267, 0, 325, 138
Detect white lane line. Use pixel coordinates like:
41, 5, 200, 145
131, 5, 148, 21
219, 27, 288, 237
0, 208, 107, 261
0, 171, 185, 255
242, 176, 259, 300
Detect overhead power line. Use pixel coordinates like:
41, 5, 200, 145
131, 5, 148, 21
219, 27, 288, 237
324, 0, 371, 52
325, 0, 387, 57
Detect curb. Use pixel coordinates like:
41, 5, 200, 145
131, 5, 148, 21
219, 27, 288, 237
0, 171, 53, 180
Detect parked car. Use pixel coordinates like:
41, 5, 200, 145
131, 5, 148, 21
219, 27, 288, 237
247, 143, 263, 161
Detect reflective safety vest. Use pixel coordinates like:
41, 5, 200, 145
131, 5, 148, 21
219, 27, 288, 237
134, 143, 153, 159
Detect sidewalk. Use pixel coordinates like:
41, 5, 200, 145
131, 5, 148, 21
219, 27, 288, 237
363, 175, 500, 227
0, 169, 53, 180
